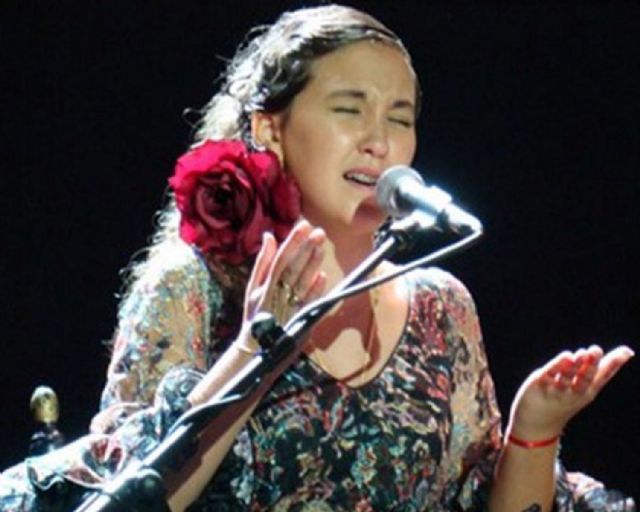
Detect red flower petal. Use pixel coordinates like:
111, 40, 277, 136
169, 139, 301, 264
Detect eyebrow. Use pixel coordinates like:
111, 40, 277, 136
327, 89, 415, 111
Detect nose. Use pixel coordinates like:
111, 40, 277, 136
358, 119, 389, 160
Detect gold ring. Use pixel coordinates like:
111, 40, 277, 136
278, 281, 300, 308
289, 291, 301, 307
278, 280, 292, 297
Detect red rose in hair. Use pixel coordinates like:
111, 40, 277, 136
169, 140, 301, 264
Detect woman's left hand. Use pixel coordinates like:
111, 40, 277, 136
508, 344, 634, 440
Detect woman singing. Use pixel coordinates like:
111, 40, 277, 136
0, 4, 634, 511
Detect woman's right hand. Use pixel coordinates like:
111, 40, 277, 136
188, 220, 326, 406
177, 222, 326, 509
238, 220, 327, 351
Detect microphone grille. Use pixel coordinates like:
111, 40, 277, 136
376, 165, 424, 217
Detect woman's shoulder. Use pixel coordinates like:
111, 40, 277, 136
138, 239, 218, 290
403, 268, 485, 366
139, 240, 208, 285
406, 266, 474, 303
120, 239, 221, 315
403, 266, 480, 333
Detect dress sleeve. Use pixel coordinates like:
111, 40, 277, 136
90, 242, 221, 435
425, 269, 503, 510
553, 462, 636, 511
0, 243, 227, 511
429, 270, 636, 512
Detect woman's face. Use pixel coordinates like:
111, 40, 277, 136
263, 40, 418, 236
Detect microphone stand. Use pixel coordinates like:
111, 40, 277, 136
74, 215, 479, 511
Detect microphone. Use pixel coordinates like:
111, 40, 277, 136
376, 165, 483, 235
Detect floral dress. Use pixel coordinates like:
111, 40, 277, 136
0, 242, 634, 511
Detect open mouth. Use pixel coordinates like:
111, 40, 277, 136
343, 170, 378, 187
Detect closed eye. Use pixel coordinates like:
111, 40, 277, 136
332, 107, 361, 114
388, 117, 414, 128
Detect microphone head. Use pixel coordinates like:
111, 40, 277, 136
376, 165, 424, 218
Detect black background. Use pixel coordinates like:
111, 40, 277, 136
2, 0, 638, 500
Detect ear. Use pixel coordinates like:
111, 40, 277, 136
251, 111, 284, 162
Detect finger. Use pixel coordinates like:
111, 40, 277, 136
247, 232, 277, 292
572, 349, 601, 393
575, 345, 602, 371
293, 231, 326, 300
554, 370, 574, 390
271, 220, 314, 282
528, 350, 568, 391
591, 346, 635, 394
264, 222, 326, 323
304, 271, 328, 303
538, 372, 556, 387
244, 232, 278, 315
541, 350, 573, 377
567, 347, 588, 377
545, 350, 573, 371
554, 351, 586, 390
288, 227, 326, 290
540, 351, 574, 388
586, 344, 604, 360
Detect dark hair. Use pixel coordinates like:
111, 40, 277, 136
194, 4, 421, 146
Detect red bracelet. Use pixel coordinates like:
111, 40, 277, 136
507, 432, 560, 449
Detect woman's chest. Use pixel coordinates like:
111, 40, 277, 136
245, 341, 457, 507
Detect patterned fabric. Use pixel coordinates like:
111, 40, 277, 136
0, 242, 635, 511
191, 268, 502, 512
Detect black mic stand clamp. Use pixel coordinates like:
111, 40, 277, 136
78, 465, 171, 512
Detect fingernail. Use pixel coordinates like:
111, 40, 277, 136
262, 231, 274, 247
311, 227, 325, 239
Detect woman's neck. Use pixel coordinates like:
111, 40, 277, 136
319, 230, 377, 291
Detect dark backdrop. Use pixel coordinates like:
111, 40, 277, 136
2, 0, 639, 499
